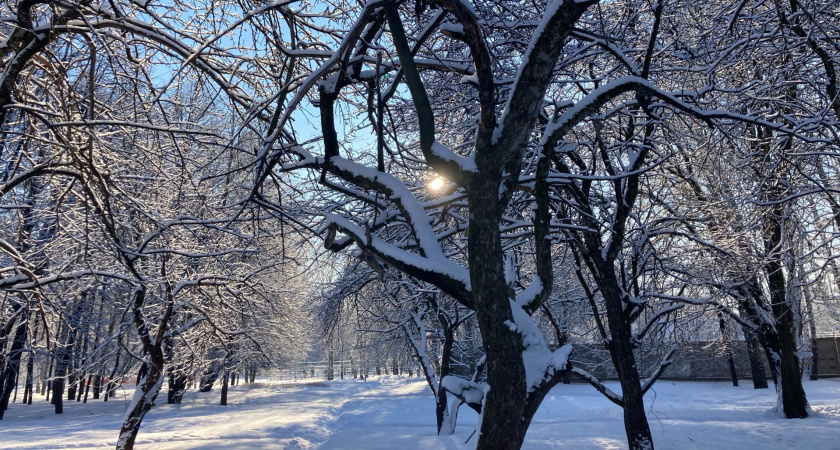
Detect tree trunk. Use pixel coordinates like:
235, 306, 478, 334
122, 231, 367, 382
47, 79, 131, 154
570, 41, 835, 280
328, 350, 334, 381
469, 176, 530, 450
743, 328, 769, 389
66, 373, 77, 402
116, 363, 164, 450
599, 270, 654, 450
52, 374, 64, 414
436, 324, 456, 435
764, 209, 808, 418
105, 347, 123, 401
168, 372, 186, 404
52, 324, 73, 415
718, 311, 739, 387
75, 372, 86, 402
804, 288, 818, 381
45, 357, 53, 403
93, 374, 102, 399
199, 364, 219, 392
23, 352, 34, 405
83, 374, 92, 403
220, 368, 229, 406
117, 285, 170, 450
0, 315, 27, 419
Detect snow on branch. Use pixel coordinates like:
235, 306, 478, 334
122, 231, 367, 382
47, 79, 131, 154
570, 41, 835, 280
0, 268, 134, 291
431, 141, 477, 173
570, 367, 624, 407
507, 300, 573, 393
515, 278, 544, 310
384, 4, 474, 186
326, 155, 445, 259
493, 0, 597, 149
641, 344, 678, 395
441, 375, 486, 412
322, 213, 472, 307
0, 164, 80, 196
539, 75, 833, 160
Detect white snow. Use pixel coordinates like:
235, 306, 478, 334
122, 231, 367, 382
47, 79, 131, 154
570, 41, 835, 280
508, 300, 573, 392
516, 278, 544, 308
430, 141, 477, 173
2, 376, 840, 449
441, 376, 487, 406
439, 23, 465, 35
323, 213, 472, 290
327, 157, 446, 260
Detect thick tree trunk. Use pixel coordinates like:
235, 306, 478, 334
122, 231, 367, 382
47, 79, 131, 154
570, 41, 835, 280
775, 305, 808, 418
435, 383, 451, 435
52, 325, 73, 415
116, 365, 164, 450
469, 177, 530, 450
66, 373, 77, 402
52, 374, 64, 414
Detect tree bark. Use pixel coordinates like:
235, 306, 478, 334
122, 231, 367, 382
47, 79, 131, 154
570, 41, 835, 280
93, 374, 102, 399
0, 315, 27, 419
598, 269, 654, 450
23, 351, 34, 405
764, 209, 808, 418
804, 287, 819, 381
718, 310, 739, 387
743, 327, 769, 389
168, 372, 186, 404
469, 175, 530, 450
437, 322, 456, 435
116, 363, 164, 450
220, 368, 229, 406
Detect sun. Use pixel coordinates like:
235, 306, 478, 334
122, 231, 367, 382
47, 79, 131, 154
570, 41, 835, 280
428, 177, 446, 191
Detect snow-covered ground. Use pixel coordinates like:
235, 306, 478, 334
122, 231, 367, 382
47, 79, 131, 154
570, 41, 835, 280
2, 377, 840, 449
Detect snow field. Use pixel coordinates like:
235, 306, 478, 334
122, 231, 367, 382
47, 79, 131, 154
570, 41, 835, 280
1, 377, 839, 449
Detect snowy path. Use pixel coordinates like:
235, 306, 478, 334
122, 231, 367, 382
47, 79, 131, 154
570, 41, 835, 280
1, 377, 840, 449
